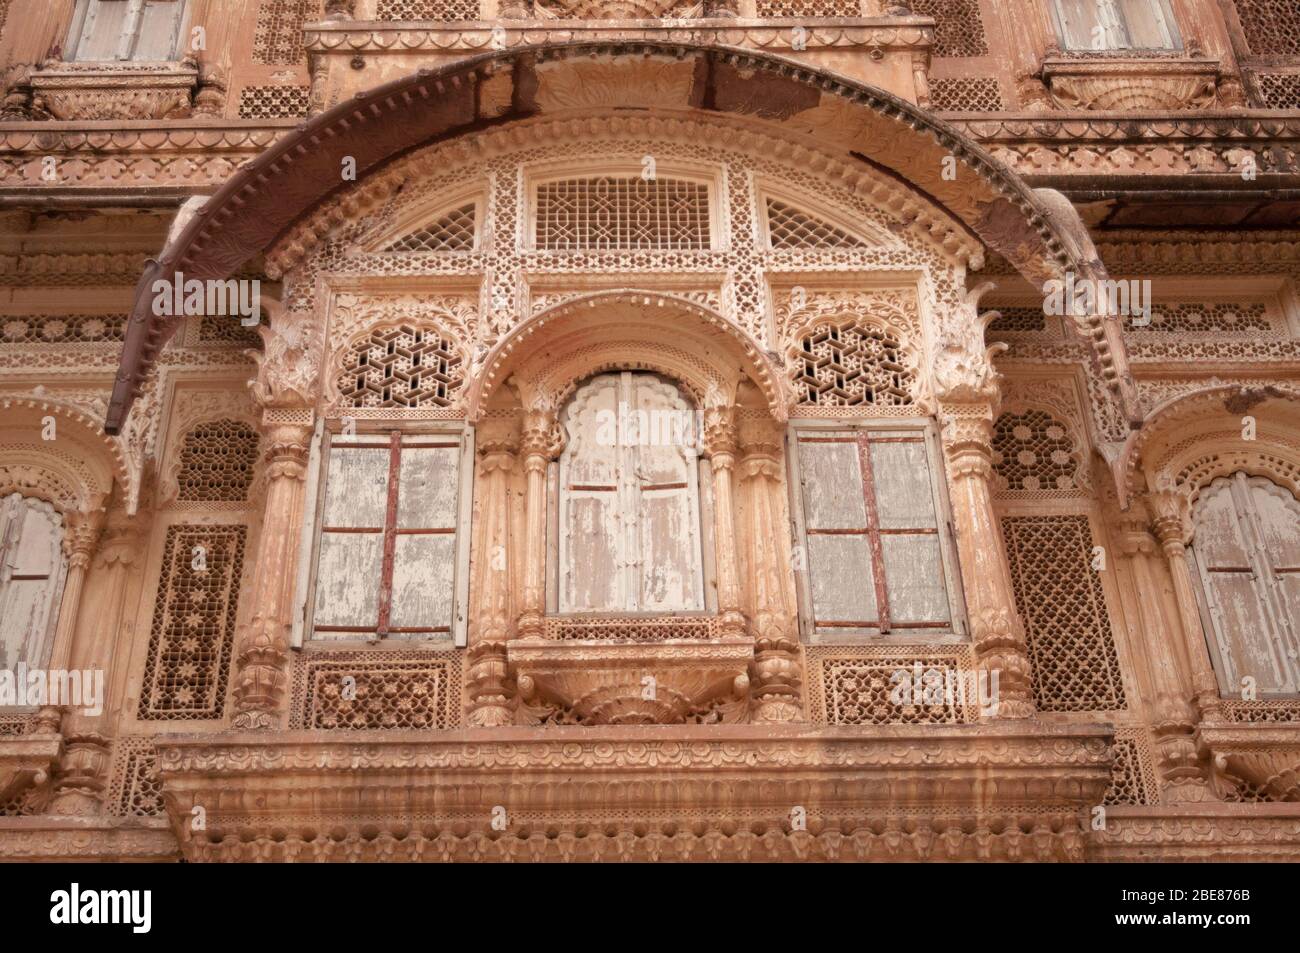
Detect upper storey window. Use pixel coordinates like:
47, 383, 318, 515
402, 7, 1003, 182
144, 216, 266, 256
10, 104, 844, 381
66, 0, 188, 62
1049, 0, 1182, 51
0, 495, 67, 677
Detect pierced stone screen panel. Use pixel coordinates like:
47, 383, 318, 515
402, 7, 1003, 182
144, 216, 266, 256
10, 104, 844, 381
1233, 0, 1300, 56
107, 737, 164, 817
1257, 72, 1300, 109
252, 0, 321, 65
385, 203, 477, 252
376, 0, 480, 18
1104, 730, 1157, 806
765, 198, 866, 249
929, 77, 1003, 112
238, 85, 310, 119
754, 0, 861, 16
137, 524, 247, 721
199, 314, 263, 348
909, 0, 991, 57
992, 409, 1081, 492
534, 177, 711, 251
289, 650, 463, 730
337, 325, 463, 408
176, 419, 260, 503
1130, 301, 1273, 334
1, 314, 126, 345
792, 321, 915, 407
805, 646, 977, 726
1002, 514, 1128, 713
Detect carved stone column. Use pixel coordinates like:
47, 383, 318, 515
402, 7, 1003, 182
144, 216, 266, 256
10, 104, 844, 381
516, 409, 563, 640
32, 506, 105, 736
738, 417, 801, 722
938, 407, 1034, 719
1147, 490, 1225, 723
466, 419, 519, 727
703, 406, 747, 639
229, 417, 313, 730
1113, 509, 1214, 802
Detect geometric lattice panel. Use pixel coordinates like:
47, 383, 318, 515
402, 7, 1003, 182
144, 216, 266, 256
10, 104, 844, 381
1002, 515, 1128, 713
804, 645, 977, 726
198, 314, 263, 348
754, 0, 860, 16
910, 0, 991, 57
107, 736, 164, 818
137, 524, 247, 721
1103, 729, 1158, 806
0, 314, 126, 345
337, 324, 463, 408
238, 85, 311, 119
534, 177, 711, 251
1136, 301, 1272, 334
289, 650, 463, 730
1222, 699, 1300, 723
992, 409, 1081, 492
765, 198, 866, 249
791, 320, 915, 407
176, 419, 260, 503
376, 0, 481, 18
386, 203, 477, 252
987, 307, 1047, 334
1234, 0, 1300, 56
252, 0, 321, 65
1257, 72, 1300, 109
929, 76, 1003, 111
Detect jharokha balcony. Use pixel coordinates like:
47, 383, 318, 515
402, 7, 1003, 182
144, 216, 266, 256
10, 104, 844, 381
0, 0, 1299, 871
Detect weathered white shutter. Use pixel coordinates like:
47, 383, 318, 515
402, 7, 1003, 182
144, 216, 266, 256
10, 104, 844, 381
559, 374, 623, 612
312, 438, 389, 636
1116, 0, 1178, 48
793, 426, 952, 638
1192, 475, 1297, 695
133, 0, 184, 60
75, 0, 133, 60
795, 432, 879, 636
558, 372, 703, 613
389, 439, 460, 636
0, 495, 67, 671
1248, 478, 1300, 669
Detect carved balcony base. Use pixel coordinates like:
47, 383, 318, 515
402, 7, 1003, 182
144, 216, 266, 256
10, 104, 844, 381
28, 61, 199, 121
0, 731, 61, 804
0, 816, 178, 862
153, 723, 1113, 862
1040, 57, 1225, 112
1090, 804, 1300, 862
1200, 724, 1300, 802
507, 636, 754, 725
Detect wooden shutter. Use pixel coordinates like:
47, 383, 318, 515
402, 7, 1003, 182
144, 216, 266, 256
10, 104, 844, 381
0, 495, 67, 671
793, 427, 952, 638
132, 0, 184, 60
1116, 0, 1179, 49
312, 438, 389, 636
388, 438, 460, 636
1191, 475, 1299, 695
558, 372, 704, 613
1052, 0, 1109, 50
75, 0, 133, 61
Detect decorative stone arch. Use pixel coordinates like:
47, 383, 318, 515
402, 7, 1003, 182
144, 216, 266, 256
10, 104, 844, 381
0, 398, 123, 515
467, 291, 786, 421
105, 40, 1137, 433
1121, 383, 1300, 523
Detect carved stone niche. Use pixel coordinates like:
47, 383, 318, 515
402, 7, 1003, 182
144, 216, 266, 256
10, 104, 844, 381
508, 629, 754, 726
28, 60, 199, 121
1040, 57, 1223, 111
1201, 724, 1300, 802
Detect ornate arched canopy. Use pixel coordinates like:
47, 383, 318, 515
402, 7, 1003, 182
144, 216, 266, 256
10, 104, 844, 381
105, 40, 1135, 433
0, 398, 123, 514
467, 291, 786, 421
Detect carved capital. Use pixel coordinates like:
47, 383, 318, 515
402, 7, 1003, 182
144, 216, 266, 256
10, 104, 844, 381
61, 508, 105, 569
969, 607, 1034, 719
230, 617, 289, 731
465, 641, 514, 728
46, 732, 111, 816
702, 406, 738, 463
520, 410, 564, 467
939, 408, 995, 480
261, 422, 313, 483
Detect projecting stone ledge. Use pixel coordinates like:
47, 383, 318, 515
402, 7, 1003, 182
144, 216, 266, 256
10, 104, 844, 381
154, 722, 1114, 862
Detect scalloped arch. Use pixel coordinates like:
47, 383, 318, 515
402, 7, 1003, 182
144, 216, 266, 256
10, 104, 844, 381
105, 40, 1136, 433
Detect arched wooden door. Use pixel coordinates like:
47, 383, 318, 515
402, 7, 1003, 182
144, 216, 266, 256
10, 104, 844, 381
557, 372, 705, 614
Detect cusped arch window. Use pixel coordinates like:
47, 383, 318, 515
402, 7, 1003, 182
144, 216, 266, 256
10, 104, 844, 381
790, 320, 916, 408
0, 494, 67, 677
1189, 472, 1300, 696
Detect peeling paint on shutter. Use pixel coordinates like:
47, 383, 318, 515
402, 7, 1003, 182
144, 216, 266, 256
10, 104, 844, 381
0, 495, 66, 671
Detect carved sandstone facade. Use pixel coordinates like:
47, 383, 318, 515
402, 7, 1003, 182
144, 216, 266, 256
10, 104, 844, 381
0, 0, 1298, 862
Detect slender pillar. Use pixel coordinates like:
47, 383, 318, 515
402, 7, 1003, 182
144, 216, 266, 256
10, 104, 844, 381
230, 418, 312, 730
938, 406, 1034, 719
738, 417, 802, 721
703, 406, 746, 639
516, 409, 563, 640
1113, 510, 1214, 801
1148, 490, 1225, 722
466, 419, 519, 727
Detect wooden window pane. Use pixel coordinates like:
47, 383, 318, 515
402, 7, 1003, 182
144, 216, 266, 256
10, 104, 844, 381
0, 496, 66, 671
1116, 0, 1179, 49
807, 533, 879, 631
882, 534, 950, 625
313, 534, 384, 631
1052, 0, 1107, 50
396, 445, 458, 528
321, 446, 389, 528
133, 0, 182, 60
389, 533, 456, 631
75, 0, 132, 60
869, 439, 937, 530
